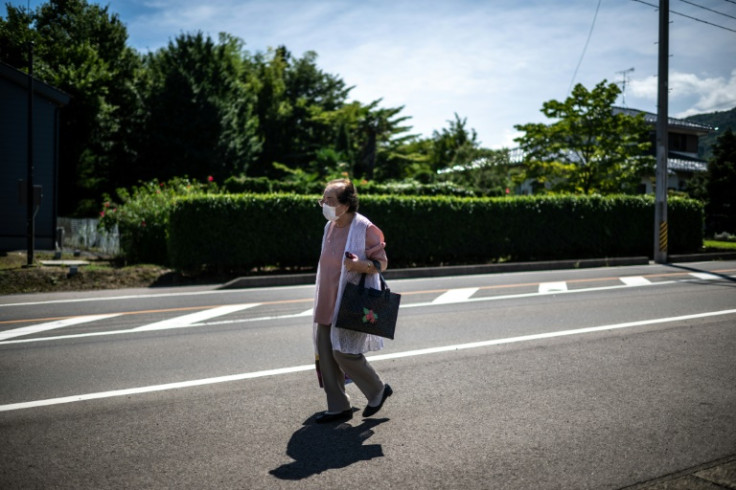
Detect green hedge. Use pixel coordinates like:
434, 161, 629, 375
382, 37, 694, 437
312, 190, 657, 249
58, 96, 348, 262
168, 194, 326, 270
167, 194, 704, 269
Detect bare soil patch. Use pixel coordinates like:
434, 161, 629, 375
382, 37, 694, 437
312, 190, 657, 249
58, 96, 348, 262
0, 251, 176, 295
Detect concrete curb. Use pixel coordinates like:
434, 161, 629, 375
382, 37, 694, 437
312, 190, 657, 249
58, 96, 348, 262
219, 252, 736, 290
669, 251, 736, 262
220, 256, 651, 289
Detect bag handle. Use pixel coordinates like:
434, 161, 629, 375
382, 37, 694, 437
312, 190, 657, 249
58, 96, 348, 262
357, 260, 389, 292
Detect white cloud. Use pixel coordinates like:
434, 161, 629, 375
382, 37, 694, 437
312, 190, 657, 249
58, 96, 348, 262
628, 70, 736, 118
673, 70, 736, 116
629, 76, 659, 100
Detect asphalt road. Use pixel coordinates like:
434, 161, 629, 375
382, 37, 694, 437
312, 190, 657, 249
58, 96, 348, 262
1, 261, 735, 489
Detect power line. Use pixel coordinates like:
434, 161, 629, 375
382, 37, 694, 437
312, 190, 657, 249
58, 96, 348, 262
568, 0, 603, 96
678, 0, 736, 21
631, 0, 736, 33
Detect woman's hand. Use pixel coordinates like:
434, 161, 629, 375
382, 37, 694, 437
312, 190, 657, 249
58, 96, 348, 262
344, 252, 359, 272
344, 252, 376, 274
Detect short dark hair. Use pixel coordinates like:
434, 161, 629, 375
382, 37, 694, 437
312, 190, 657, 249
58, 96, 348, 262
329, 178, 359, 213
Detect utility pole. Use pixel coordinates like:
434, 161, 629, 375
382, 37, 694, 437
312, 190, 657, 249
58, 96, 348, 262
26, 40, 35, 266
654, 0, 669, 264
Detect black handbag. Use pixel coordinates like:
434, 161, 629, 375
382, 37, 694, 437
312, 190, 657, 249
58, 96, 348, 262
334, 267, 401, 339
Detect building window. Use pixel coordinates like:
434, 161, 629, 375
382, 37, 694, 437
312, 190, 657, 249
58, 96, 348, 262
669, 133, 698, 153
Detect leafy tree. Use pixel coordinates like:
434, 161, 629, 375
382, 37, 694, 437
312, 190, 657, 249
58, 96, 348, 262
0, 3, 34, 69
245, 46, 416, 182
705, 128, 736, 234
309, 100, 364, 176
309, 98, 416, 180
428, 114, 479, 172
514, 81, 654, 194
135, 32, 260, 183
1, 0, 141, 215
355, 100, 415, 180
393, 137, 434, 183
248, 47, 351, 177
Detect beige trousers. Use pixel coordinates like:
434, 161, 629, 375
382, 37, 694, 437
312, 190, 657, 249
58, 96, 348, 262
317, 324, 384, 412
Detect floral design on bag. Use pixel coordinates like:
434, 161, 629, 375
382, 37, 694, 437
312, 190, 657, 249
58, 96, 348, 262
362, 308, 378, 324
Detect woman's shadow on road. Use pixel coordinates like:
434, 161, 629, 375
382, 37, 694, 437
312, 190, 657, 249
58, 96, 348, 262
270, 412, 389, 480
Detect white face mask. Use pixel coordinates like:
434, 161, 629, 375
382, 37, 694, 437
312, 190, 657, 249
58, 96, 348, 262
322, 204, 340, 222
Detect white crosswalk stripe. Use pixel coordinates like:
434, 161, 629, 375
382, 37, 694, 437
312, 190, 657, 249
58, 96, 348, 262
134, 304, 260, 331
0, 313, 124, 341
539, 282, 568, 294
620, 276, 652, 286
689, 272, 722, 281
432, 288, 479, 304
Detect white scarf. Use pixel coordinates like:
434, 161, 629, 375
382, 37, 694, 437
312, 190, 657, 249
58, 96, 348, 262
313, 213, 384, 354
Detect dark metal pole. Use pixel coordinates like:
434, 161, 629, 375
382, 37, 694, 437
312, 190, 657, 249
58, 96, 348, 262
654, 0, 669, 263
26, 40, 35, 266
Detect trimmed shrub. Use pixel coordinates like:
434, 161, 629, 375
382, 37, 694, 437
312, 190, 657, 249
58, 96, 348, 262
168, 194, 325, 270
167, 194, 704, 269
668, 196, 706, 252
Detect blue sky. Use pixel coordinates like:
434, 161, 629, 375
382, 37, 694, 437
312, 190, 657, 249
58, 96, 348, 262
5, 0, 736, 148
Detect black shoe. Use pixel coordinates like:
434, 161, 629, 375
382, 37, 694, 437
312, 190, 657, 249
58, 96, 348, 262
315, 409, 353, 424
363, 384, 393, 417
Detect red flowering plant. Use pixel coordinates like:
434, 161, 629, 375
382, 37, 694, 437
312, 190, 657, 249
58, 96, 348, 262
99, 177, 216, 264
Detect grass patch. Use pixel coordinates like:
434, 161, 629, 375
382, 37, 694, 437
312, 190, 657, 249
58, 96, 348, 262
704, 240, 736, 251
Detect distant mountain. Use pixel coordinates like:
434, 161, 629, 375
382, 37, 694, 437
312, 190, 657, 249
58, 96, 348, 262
684, 106, 736, 160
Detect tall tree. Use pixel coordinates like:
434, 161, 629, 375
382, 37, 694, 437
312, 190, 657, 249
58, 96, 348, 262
355, 100, 415, 180
310, 99, 416, 181
135, 32, 260, 182
248, 47, 351, 177
0, 3, 33, 69
429, 114, 480, 172
1, 0, 141, 215
514, 81, 654, 194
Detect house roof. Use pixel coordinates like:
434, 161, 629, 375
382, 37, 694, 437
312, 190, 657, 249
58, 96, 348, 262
612, 106, 712, 134
669, 159, 707, 173
0, 61, 70, 106
668, 153, 707, 173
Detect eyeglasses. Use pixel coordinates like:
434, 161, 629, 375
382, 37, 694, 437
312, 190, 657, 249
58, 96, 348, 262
317, 198, 338, 207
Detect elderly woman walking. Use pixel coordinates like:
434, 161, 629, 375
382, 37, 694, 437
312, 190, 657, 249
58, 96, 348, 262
312, 178, 393, 424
